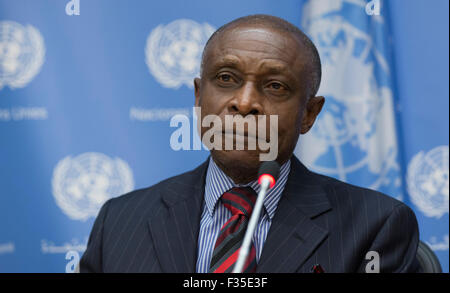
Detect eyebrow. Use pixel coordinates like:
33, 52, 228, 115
257, 60, 291, 75
210, 55, 241, 70
209, 55, 296, 80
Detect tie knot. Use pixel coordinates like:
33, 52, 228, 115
221, 186, 257, 217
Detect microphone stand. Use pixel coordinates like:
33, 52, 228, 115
232, 177, 271, 273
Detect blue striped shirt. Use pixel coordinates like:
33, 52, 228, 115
196, 157, 291, 273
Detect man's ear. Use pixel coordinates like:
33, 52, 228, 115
194, 77, 201, 107
300, 96, 325, 134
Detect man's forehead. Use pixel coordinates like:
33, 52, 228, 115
212, 24, 301, 51
203, 24, 305, 68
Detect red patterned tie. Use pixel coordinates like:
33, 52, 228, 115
209, 186, 258, 273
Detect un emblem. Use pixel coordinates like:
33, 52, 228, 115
407, 146, 449, 218
52, 152, 134, 221
145, 19, 215, 89
0, 21, 45, 90
295, 0, 402, 199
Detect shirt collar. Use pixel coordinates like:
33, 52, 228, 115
204, 157, 291, 220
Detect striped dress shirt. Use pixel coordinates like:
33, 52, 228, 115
196, 157, 291, 273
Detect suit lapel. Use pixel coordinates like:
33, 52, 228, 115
257, 157, 332, 273
146, 156, 331, 273
148, 159, 209, 273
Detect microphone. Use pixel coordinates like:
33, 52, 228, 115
232, 161, 280, 273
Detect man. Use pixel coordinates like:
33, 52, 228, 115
80, 14, 420, 273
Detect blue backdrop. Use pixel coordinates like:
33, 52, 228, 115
0, 0, 448, 273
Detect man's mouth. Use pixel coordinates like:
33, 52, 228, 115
223, 130, 255, 138
221, 130, 269, 148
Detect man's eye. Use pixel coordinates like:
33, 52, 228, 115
268, 82, 285, 90
217, 74, 231, 82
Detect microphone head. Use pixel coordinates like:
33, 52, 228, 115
258, 161, 281, 188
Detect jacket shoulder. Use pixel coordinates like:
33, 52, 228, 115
102, 160, 209, 219
308, 169, 414, 219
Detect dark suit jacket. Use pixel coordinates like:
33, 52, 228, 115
80, 156, 420, 273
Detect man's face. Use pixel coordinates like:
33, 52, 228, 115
194, 24, 323, 180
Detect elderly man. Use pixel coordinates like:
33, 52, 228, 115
80, 14, 420, 273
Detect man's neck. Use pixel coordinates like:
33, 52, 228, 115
210, 154, 292, 185
211, 157, 259, 185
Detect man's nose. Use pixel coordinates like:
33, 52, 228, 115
228, 81, 263, 116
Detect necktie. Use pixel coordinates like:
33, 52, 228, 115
209, 186, 258, 273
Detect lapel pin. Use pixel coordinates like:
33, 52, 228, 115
311, 264, 325, 273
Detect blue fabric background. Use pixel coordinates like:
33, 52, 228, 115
0, 0, 448, 272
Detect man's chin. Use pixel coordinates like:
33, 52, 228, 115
210, 149, 262, 180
